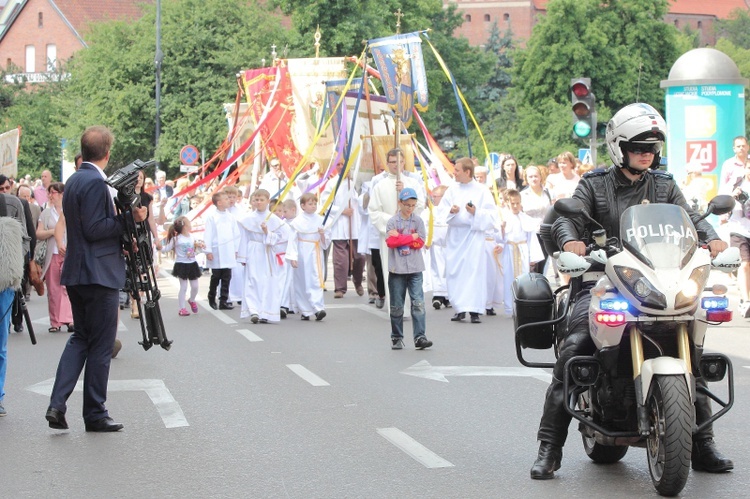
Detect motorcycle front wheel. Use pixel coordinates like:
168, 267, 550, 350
646, 375, 692, 496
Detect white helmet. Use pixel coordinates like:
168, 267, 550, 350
605, 103, 666, 170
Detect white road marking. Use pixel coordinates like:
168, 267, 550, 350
286, 364, 330, 386
401, 360, 552, 383
162, 271, 237, 324
27, 378, 189, 428
237, 329, 263, 342
325, 303, 388, 318
377, 427, 454, 468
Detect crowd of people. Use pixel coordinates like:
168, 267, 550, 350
0, 114, 746, 471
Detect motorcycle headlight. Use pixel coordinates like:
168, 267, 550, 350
613, 265, 667, 309
675, 265, 710, 309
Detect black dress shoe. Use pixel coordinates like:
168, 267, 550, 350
530, 442, 563, 479
315, 310, 326, 321
692, 438, 734, 472
451, 312, 466, 322
46, 407, 68, 430
85, 416, 124, 432
219, 302, 234, 310
208, 299, 218, 310
486, 308, 497, 316
470, 313, 482, 324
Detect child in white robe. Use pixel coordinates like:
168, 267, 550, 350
286, 193, 331, 321
421, 185, 450, 310
497, 189, 544, 316
279, 199, 299, 316
237, 189, 285, 324
225, 185, 247, 305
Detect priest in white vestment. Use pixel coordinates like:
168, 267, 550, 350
437, 157, 497, 323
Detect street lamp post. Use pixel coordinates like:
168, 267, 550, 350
155, 0, 163, 169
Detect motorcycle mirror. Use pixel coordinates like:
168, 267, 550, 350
553, 198, 585, 217
704, 194, 735, 218
553, 198, 604, 231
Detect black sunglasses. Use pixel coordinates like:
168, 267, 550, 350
623, 142, 658, 155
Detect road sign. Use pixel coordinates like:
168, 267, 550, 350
180, 144, 199, 166
180, 164, 199, 174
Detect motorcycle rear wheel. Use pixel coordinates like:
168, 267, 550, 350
646, 375, 692, 496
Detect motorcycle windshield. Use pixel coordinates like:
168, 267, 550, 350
620, 204, 698, 270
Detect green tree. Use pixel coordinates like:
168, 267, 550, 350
58, 0, 288, 176
477, 21, 513, 104
715, 8, 750, 49
473, 0, 685, 166
516, 0, 679, 114
0, 69, 65, 178
714, 38, 750, 133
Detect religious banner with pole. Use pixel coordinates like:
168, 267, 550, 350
0, 127, 20, 178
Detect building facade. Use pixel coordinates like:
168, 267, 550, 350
0, 0, 150, 82
447, 0, 750, 47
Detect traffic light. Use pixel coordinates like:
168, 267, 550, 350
570, 77, 595, 140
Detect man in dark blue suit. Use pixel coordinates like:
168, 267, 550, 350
45, 126, 147, 432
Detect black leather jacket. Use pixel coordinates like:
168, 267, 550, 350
551, 166, 720, 250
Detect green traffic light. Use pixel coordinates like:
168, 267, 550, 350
573, 120, 592, 138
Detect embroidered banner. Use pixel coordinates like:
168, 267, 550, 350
286, 57, 348, 167
0, 127, 20, 178
242, 65, 303, 178
368, 32, 428, 126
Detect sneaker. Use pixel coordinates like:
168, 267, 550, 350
375, 297, 385, 309
301, 315, 310, 321
178, 308, 190, 317
391, 338, 404, 350
0, 402, 6, 416
368, 296, 376, 304
250, 314, 259, 324
415, 336, 433, 349
334, 291, 344, 299
189, 301, 198, 313
315, 310, 327, 321
280, 308, 288, 319
432, 298, 442, 310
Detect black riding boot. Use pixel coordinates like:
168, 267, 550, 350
531, 377, 571, 479
692, 378, 733, 472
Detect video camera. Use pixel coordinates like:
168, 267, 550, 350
107, 159, 172, 351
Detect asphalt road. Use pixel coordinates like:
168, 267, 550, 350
3, 268, 750, 498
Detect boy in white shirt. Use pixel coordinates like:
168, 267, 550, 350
204, 192, 240, 310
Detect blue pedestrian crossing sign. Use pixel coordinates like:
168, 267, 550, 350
578, 148, 592, 164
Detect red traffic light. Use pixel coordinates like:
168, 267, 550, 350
571, 82, 590, 98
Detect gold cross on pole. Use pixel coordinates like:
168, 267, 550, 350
394, 8, 404, 34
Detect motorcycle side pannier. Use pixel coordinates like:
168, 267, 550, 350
513, 272, 555, 349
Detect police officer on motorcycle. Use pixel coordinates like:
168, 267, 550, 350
531, 103, 734, 479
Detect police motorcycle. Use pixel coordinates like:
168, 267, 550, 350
513, 194, 739, 496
